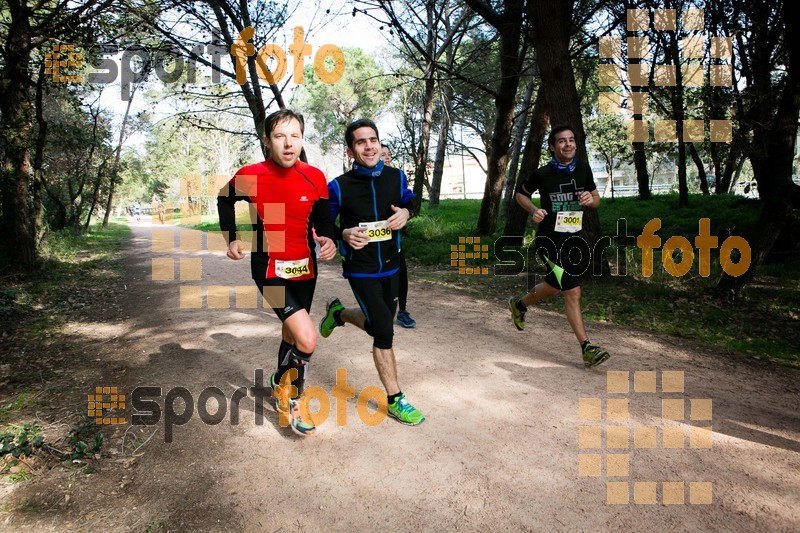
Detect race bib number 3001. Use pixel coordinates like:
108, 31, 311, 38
554, 211, 583, 233
275, 258, 310, 279
359, 220, 392, 242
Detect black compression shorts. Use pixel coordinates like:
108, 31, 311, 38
255, 276, 317, 321
347, 274, 398, 349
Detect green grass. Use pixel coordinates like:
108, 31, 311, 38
597, 193, 762, 240
191, 214, 237, 233
404, 200, 508, 265
0, 221, 131, 345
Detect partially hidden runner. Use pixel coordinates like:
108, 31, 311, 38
217, 109, 336, 436
319, 119, 425, 425
509, 124, 610, 368
381, 143, 416, 328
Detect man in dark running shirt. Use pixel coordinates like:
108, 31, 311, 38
318, 119, 425, 426
509, 125, 611, 368
217, 109, 336, 436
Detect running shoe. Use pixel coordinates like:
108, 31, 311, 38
582, 342, 611, 368
387, 393, 425, 426
319, 297, 344, 338
270, 372, 315, 436
509, 296, 526, 331
396, 309, 416, 328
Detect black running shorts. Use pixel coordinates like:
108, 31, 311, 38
534, 234, 591, 291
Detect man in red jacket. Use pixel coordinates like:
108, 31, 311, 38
217, 109, 336, 436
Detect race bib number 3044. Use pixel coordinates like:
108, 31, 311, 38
555, 211, 583, 233
275, 258, 310, 279
359, 220, 392, 242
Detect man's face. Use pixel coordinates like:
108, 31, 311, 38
267, 118, 303, 168
380, 146, 392, 166
347, 126, 381, 168
550, 129, 576, 164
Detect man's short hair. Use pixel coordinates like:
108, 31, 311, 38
345, 119, 379, 149
548, 124, 575, 146
381, 143, 389, 150
264, 109, 305, 137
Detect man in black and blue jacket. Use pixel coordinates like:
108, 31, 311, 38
319, 119, 425, 426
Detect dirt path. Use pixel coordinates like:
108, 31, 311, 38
3, 222, 799, 531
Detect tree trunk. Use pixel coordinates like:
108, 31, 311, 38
503, 90, 549, 244
413, 69, 436, 210
676, 136, 689, 205
667, 10, 689, 207
730, 155, 745, 194
102, 88, 136, 226
529, 0, 608, 276
688, 143, 709, 195
32, 65, 48, 243
474, 2, 524, 235
717, 0, 800, 295
718, 127, 746, 194
84, 162, 107, 232
0, 0, 36, 268
501, 68, 536, 220
603, 162, 615, 199
409, 1, 440, 212
624, 0, 651, 200
429, 81, 453, 206
632, 141, 650, 199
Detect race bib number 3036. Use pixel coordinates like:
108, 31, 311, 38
275, 258, 310, 279
554, 211, 583, 233
359, 220, 392, 242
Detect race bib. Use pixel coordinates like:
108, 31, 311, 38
554, 211, 583, 233
359, 220, 392, 242
275, 258, 310, 279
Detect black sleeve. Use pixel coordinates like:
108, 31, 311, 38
582, 162, 598, 193
217, 178, 251, 245
312, 198, 335, 240
332, 222, 344, 241
515, 168, 538, 198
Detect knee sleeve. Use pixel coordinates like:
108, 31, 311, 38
368, 319, 393, 350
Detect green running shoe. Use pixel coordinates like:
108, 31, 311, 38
582, 342, 611, 368
319, 297, 344, 338
270, 372, 316, 436
509, 297, 526, 331
387, 393, 426, 426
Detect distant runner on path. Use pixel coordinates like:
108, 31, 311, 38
380, 143, 416, 329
